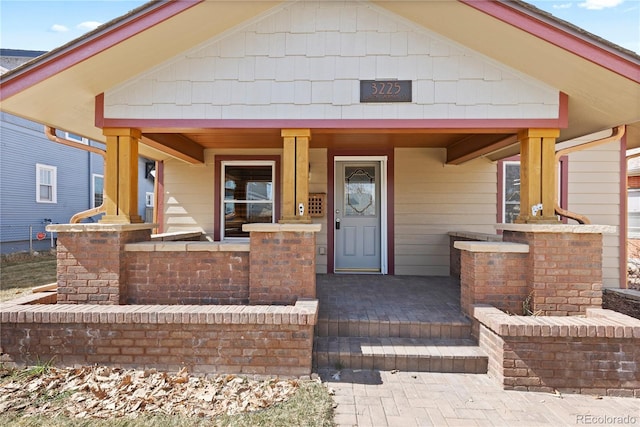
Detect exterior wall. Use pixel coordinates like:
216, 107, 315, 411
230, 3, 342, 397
565, 140, 621, 287
162, 146, 498, 277
395, 148, 497, 275
104, 2, 559, 122
162, 149, 280, 237
162, 156, 216, 235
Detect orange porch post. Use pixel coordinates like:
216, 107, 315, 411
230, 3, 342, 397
280, 129, 311, 223
516, 128, 560, 224
100, 127, 143, 224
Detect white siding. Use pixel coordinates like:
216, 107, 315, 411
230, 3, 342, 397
105, 1, 559, 121
566, 140, 622, 287
394, 148, 497, 275
162, 158, 215, 235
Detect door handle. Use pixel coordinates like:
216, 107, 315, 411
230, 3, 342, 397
335, 218, 341, 230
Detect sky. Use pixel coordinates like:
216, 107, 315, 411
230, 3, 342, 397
0, 0, 638, 54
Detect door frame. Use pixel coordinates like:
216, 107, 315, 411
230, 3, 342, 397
330, 155, 389, 274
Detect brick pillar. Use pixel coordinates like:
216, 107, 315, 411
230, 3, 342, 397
47, 224, 154, 304
245, 223, 321, 305
455, 241, 529, 317
499, 224, 613, 316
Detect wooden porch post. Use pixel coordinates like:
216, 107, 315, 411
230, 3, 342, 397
280, 129, 311, 223
516, 128, 560, 223
100, 128, 143, 224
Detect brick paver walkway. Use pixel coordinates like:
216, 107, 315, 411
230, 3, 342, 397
319, 369, 640, 427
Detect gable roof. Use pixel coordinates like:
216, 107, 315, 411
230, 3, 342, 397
1, 0, 638, 160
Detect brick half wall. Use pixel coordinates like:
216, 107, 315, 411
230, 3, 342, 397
474, 305, 640, 397
125, 242, 250, 305
0, 300, 318, 377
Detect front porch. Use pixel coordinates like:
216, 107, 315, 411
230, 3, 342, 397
314, 274, 489, 374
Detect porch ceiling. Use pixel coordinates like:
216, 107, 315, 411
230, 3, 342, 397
140, 129, 517, 165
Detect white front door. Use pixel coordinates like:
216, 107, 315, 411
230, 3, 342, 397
334, 160, 383, 273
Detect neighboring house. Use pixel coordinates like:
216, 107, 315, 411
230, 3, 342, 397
0, 0, 638, 286
0, 49, 156, 254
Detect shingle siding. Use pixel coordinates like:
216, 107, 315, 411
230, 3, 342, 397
104, 1, 559, 121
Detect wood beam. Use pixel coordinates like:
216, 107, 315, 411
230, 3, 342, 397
446, 134, 518, 165
142, 133, 205, 164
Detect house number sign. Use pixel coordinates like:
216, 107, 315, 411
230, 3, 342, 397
360, 80, 412, 103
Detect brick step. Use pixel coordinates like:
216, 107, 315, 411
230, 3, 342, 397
315, 317, 472, 339
313, 336, 488, 374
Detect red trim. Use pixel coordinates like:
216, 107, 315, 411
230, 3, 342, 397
327, 149, 394, 275
213, 155, 281, 241
559, 155, 569, 224
460, 0, 640, 84
156, 160, 164, 234
558, 92, 569, 128
620, 134, 628, 289
97, 117, 565, 130
1, 1, 202, 101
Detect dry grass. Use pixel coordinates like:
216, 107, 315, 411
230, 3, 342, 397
0, 251, 57, 302
0, 364, 335, 427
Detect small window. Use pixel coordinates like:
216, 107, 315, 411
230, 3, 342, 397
499, 158, 566, 223
36, 164, 57, 203
92, 174, 104, 208
628, 189, 640, 237
221, 161, 275, 239
502, 161, 520, 223
65, 132, 88, 145
145, 192, 154, 208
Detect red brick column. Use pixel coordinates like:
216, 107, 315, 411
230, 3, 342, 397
48, 224, 154, 305
500, 225, 611, 316
455, 241, 529, 316
245, 224, 321, 305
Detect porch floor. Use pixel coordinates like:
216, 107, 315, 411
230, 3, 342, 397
316, 274, 467, 326
313, 275, 488, 373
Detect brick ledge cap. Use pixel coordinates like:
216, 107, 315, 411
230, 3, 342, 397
454, 241, 529, 253
473, 305, 640, 338
243, 223, 322, 233
47, 223, 157, 233
496, 224, 616, 234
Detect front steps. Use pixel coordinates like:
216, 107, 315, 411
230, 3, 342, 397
313, 316, 488, 374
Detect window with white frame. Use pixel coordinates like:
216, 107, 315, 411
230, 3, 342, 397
221, 161, 275, 239
628, 189, 640, 237
65, 132, 88, 145
145, 192, 154, 208
36, 164, 57, 203
92, 174, 104, 208
500, 158, 565, 223
502, 161, 521, 223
